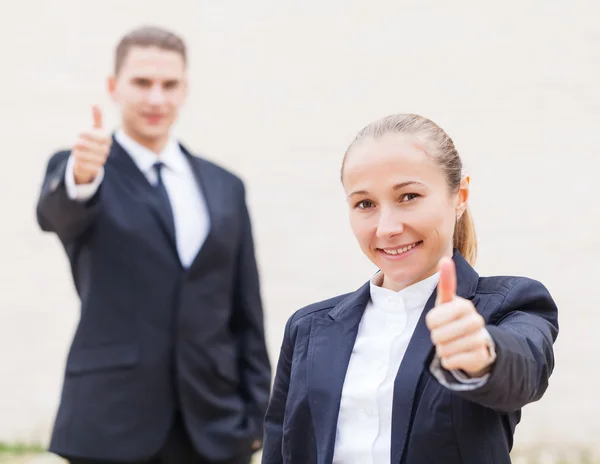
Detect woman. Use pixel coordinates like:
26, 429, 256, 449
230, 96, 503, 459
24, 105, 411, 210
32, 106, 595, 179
262, 114, 558, 464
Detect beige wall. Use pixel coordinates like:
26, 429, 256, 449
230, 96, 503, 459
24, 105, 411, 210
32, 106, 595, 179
1, 0, 598, 456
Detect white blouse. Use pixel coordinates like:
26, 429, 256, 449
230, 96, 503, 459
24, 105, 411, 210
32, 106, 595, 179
332, 272, 439, 464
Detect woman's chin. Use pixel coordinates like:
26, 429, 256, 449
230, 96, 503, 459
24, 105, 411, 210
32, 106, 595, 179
378, 268, 418, 292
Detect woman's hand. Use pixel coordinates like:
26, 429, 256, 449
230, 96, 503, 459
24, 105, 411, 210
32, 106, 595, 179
426, 257, 495, 377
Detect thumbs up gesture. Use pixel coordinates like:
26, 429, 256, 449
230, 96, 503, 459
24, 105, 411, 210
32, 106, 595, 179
425, 257, 495, 377
72, 105, 112, 185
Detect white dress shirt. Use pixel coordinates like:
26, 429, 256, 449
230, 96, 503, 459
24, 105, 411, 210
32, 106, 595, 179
332, 272, 440, 464
65, 129, 210, 268
332, 271, 489, 464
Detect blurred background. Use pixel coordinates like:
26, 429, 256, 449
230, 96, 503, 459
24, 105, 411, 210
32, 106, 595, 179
1, 0, 598, 462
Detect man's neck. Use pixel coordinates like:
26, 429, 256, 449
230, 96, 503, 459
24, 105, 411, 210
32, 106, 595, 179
122, 128, 169, 155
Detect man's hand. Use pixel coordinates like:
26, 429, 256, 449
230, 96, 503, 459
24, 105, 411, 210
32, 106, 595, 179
72, 105, 111, 185
426, 257, 495, 377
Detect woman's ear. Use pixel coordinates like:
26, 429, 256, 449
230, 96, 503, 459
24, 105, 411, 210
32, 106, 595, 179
456, 175, 470, 218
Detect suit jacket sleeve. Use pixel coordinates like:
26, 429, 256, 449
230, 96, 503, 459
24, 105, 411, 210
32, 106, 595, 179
262, 316, 293, 464
36, 151, 102, 243
450, 278, 559, 413
232, 181, 272, 442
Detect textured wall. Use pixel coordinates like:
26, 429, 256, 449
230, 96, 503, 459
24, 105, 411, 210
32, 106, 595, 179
1, 0, 598, 455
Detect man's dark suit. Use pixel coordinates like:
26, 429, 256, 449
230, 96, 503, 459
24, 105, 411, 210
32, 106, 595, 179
262, 250, 558, 464
36, 139, 272, 462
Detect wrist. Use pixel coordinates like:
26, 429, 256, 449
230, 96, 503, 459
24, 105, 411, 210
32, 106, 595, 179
462, 363, 492, 378
74, 171, 95, 185
463, 328, 497, 377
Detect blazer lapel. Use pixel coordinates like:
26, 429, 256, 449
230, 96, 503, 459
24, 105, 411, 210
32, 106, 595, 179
181, 148, 225, 272
390, 250, 479, 463
108, 140, 180, 260
307, 282, 371, 464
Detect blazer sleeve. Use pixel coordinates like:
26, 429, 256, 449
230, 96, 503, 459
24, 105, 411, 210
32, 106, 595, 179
262, 316, 293, 464
36, 151, 102, 243
231, 180, 272, 443
451, 277, 559, 413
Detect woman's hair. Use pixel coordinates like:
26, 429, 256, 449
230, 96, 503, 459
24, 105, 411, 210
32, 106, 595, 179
341, 113, 477, 265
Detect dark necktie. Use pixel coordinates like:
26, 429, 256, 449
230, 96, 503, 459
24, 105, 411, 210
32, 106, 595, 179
152, 162, 176, 242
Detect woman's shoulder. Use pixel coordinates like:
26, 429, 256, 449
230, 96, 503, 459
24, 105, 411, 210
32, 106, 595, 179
477, 275, 551, 297
288, 292, 354, 326
476, 275, 557, 313
283, 281, 370, 333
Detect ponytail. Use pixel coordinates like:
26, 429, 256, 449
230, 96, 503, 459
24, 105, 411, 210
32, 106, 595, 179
454, 207, 477, 266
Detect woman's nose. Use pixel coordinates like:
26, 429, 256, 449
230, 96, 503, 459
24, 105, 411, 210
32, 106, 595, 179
375, 209, 404, 239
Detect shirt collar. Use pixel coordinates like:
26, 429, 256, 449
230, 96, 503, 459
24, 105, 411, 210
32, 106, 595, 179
114, 129, 187, 175
369, 271, 440, 311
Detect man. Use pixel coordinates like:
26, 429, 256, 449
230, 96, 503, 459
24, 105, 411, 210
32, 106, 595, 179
36, 26, 271, 464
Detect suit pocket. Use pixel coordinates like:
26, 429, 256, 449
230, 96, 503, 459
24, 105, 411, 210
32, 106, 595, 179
66, 344, 139, 375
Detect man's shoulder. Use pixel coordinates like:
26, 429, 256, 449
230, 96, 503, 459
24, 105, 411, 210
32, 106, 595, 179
47, 149, 71, 165
183, 146, 243, 186
41, 150, 72, 177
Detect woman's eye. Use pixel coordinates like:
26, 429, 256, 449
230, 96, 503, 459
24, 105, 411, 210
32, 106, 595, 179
401, 193, 420, 202
356, 200, 375, 209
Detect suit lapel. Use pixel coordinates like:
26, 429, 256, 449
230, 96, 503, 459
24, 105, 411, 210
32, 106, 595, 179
389, 289, 437, 464
307, 282, 371, 464
110, 140, 225, 270
390, 250, 479, 463
180, 146, 225, 272
108, 139, 180, 261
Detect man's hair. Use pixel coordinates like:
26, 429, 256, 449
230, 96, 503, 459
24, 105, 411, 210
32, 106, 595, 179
114, 26, 187, 74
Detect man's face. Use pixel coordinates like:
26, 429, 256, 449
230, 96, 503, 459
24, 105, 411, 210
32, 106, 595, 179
108, 46, 188, 149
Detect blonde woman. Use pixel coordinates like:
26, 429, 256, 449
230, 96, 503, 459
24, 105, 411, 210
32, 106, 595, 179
262, 114, 558, 464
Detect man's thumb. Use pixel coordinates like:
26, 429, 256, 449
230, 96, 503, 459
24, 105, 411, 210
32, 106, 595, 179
92, 105, 103, 129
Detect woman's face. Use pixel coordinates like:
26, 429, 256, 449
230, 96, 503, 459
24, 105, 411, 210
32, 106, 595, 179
343, 133, 469, 292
